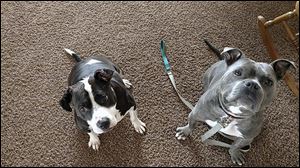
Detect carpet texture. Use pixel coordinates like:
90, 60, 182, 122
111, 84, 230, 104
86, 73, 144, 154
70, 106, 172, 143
1, 1, 299, 167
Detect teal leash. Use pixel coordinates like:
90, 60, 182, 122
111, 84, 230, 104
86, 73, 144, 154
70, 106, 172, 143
160, 40, 194, 110
160, 40, 233, 149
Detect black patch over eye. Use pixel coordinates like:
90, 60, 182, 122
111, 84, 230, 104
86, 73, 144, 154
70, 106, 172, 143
78, 100, 92, 112
263, 78, 273, 86
233, 69, 242, 76
95, 94, 108, 102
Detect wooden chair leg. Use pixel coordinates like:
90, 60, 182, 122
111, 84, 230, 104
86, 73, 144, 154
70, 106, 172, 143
257, 16, 280, 60
282, 21, 299, 52
257, 16, 299, 97
284, 73, 299, 97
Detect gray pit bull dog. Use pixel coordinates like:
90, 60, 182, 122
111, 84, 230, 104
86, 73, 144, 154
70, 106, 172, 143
175, 40, 296, 165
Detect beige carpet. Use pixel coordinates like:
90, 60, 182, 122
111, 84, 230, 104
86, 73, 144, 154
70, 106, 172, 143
1, 1, 299, 167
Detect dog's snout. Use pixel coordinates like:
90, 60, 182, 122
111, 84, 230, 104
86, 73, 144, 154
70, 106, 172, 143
96, 117, 110, 129
245, 81, 259, 90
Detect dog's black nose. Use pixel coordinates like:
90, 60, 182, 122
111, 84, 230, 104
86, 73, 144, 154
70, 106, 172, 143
245, 81, 259, 90
96, 117, 110, 129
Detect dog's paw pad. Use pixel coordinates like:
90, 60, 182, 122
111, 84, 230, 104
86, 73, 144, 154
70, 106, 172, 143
88, 136, 100, 151
132, 119, 146, 134
122, 79, 132, 89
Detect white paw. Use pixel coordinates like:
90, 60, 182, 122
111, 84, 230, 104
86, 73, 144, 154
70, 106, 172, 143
175, 126, 190, 140
132, 119, 146, 134
88, 133, 100, 151
122, 79, 132, 89
175, 132, 187, 140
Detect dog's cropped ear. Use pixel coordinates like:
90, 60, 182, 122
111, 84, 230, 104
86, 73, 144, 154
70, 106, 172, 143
270, 59, 296, 80
221, 47, 243, 66
94, 69, 114, 82
59, 86, 73, 112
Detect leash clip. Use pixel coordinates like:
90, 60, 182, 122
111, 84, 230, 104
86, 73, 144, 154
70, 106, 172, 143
219, 116, 233, 128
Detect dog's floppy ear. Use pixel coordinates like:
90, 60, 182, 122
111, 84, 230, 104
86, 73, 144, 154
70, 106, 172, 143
94, 69, 114, 82
59, 86, 73, 112
270, 59, 296, 80
221, 47, 243, 66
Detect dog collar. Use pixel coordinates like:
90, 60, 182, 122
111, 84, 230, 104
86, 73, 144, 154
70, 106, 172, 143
218, 94, 245, 120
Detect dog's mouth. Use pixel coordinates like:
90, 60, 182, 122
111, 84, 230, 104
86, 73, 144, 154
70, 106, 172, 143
92, 126, 114, 134
243, 88, 260, 103
104, 127, 113, 132
93, 128, 111, 134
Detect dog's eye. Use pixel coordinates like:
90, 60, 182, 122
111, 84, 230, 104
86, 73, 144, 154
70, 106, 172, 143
263, 79, 273, 86
95, 94, 108, 101
79, 106, 86, 112
233, 70, 242, 76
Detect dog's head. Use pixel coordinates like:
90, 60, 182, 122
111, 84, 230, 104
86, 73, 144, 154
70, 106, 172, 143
218, 47, 296, 118
59, 68, 119, 134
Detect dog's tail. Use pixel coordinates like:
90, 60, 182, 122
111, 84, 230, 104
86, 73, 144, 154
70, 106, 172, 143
64, 48, 82, 62
204, 39, 222, 60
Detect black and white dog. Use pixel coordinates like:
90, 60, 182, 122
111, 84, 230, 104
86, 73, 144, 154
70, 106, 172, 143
59, 49, 146, 150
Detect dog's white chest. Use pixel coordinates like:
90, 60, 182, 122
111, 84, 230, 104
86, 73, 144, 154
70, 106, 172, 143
205, 119, 243, 137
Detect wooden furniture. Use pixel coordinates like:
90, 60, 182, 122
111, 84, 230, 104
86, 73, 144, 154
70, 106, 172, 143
258, 1, 299, 97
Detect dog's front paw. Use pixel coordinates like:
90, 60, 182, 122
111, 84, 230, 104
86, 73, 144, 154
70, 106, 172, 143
229, 148, 245, 166
175, 126, 191, 140
132, 119, 146, 134
122, 79, 132, 89
88, 133, 100, 151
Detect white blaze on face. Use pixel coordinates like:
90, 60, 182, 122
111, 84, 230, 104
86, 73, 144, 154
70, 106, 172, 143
80, 77, 119, 134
